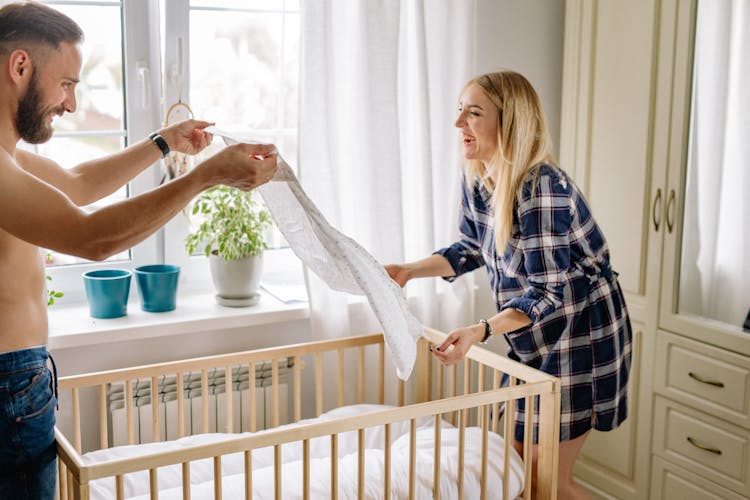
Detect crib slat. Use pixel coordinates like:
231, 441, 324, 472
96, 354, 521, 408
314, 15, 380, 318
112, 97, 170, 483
177, 372, 185, 438
72, 387, 81, 452
378, 342, 384, 405
249, 362, 256, 432
481, 405, 489, 500
462, 360, 471, 425
294, 356, 301, 422
201, 369, 209, 434
358, 428, 365, 500
409, 418, 416, 500
477, 364, 485, 427
523, 395, 534, 499
537, 387, 561, 500
492, 369, 501, 434
66, 469, 73, 500
150, 468, 158, 500
181, 462, 191, 500
449, 365, 457, 425
98, 384, 108, 449
224, 366, 233, 433
358, 346, 365, 404
213, 456, 222, 499
436, 361, 444, 400
274, 444, 282, 500
337, 349, 344, 407
433, 415, 441, 500
59, 460, 68, 500
504, 376, 517, 500
315, 352, 323, 416
115, 475, 124, 499
244, 451, 252, 500
303, 439, 310, 500
457, 410, 465, 499
151, 376, 160, 442
125, 379, 135, 445
384, 423, 391, 500
272, 359, 280, 427
330, 434, 338, 500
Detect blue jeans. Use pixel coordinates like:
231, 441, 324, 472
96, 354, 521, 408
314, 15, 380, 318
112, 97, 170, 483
0, 346, 58, 500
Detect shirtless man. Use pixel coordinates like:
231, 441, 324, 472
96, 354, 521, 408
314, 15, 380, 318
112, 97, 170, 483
0, 3, 277, 498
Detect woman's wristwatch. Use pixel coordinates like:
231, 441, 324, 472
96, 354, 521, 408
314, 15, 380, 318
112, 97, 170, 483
478, 318, 494, 344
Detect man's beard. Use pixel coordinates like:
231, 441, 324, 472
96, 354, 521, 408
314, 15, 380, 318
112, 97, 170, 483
16, 72, 62, 144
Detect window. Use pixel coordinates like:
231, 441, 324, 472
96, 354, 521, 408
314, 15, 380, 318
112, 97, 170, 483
40, 0, 300, 301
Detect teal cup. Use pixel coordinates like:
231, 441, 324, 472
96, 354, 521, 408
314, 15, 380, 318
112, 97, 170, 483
134, 264, 180, 312
82, 269, 132, 319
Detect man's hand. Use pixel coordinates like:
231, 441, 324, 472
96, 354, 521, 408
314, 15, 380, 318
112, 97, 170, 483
197, 142, 278, 191
159, 119, 215, 156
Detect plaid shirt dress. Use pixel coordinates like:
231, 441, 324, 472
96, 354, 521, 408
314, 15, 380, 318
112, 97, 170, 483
435, 164, 632, 442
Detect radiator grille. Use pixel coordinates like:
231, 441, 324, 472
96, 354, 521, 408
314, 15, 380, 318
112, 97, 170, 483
107, 358, 293, 446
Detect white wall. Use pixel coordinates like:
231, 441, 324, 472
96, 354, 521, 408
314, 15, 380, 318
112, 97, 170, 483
473, 0, 566, 320
475, 0, 565, 158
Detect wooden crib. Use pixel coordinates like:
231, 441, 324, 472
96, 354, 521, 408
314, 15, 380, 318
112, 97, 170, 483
54, 327, 560, 499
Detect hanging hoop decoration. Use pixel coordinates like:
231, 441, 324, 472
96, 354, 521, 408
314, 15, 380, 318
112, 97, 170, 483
160, 99, 195, 184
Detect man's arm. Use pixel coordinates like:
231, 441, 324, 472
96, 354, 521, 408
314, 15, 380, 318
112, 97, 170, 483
17, 120, 213, 206
0, 142, 276, 260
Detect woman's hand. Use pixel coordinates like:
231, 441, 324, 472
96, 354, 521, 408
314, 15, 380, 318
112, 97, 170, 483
431, 323, 485, 366
159, 119, 215, 156
385, 264, 411, 287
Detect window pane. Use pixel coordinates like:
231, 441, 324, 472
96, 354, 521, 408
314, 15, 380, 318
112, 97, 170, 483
38, 135, 130, 266
189, 10, 283, 130
47, 3, 124, 132
38, 2, 129, 268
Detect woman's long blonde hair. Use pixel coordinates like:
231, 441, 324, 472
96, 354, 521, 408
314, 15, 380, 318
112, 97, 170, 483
463, 71, 557, 253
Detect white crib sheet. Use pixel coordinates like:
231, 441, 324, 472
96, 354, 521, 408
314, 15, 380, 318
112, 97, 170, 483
83, 404, 524, 499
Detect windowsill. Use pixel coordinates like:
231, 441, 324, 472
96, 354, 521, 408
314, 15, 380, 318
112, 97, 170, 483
47, 290, 310, 351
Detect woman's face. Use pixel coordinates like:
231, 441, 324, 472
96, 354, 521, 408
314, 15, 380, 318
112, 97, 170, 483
454, 82, 499, 165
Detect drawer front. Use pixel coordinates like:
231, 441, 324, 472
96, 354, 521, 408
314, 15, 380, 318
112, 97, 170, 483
650, 457, 747, 500
653, 397, 750, 495
655, 330, 750, 427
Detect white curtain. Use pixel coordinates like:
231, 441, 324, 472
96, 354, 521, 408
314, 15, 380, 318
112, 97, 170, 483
298, 0, 477, 345
681, 0, 750, 326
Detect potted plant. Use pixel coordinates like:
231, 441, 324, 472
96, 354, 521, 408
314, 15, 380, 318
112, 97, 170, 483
185, 186, 273, 306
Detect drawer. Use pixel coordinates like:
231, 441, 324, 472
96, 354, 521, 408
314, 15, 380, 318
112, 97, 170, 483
650, 456, 747, 500
654, 330, 750, 428
652, 397, 750, 496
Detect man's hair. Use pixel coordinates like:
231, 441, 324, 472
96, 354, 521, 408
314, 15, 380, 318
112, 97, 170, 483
0, 1, 83, 57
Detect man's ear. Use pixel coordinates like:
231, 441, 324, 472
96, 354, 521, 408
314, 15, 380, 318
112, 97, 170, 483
8, 49, 33, 85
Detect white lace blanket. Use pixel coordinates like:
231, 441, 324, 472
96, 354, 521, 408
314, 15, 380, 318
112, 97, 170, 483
204, 127, 423, 380
83, 404, 524, 500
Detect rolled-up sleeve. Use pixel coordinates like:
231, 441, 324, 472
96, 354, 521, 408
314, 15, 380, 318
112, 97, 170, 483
500, 173, 572, 322
434, 182, 485, 282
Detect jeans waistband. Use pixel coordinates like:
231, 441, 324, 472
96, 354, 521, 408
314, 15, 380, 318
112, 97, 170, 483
0, 346, 58, 404
0, 346, 49, 374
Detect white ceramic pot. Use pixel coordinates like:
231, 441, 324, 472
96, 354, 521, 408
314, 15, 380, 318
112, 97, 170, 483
208, 253, 263, 306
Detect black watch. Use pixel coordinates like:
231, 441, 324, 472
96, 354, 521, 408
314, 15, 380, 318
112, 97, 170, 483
478, 318, 494, 344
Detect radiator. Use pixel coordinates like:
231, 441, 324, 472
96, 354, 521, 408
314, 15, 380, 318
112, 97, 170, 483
107, 359, 293, 446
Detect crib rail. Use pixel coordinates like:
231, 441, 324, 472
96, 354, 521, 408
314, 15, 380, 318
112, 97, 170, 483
55, 329, 560, 500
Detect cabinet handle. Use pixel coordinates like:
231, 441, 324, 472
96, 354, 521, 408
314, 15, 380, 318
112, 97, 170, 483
666, 189, 675, 233
652, 188, 662, 231
688, 371, 725, 388
686, 436, 722, 455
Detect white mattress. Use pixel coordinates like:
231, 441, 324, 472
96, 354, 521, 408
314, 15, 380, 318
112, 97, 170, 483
82, 404, 524, 499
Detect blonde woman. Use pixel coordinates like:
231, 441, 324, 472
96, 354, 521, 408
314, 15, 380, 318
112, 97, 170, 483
387, 71, 632, 499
